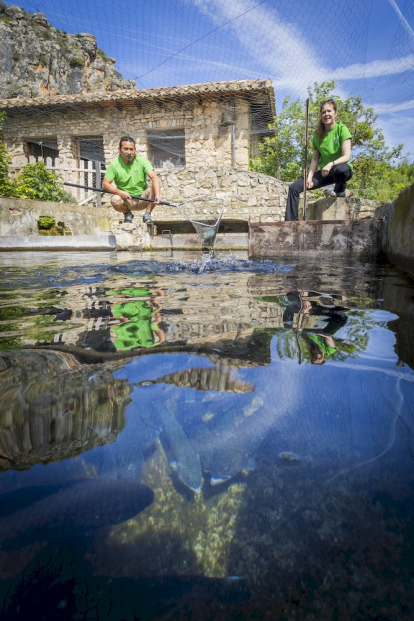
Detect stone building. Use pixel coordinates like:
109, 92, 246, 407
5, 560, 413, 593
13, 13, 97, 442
0, 79, 275, 173
1, 78, 293, 234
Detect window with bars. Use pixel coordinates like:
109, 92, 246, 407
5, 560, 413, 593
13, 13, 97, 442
76, 136, 105, 164
147, 129, 185, 168
27, 139, 59, 164
76, 136, 105, 187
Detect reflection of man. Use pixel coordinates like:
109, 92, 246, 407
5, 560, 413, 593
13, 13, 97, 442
108, 287, 165, 350
79, 285, 165, 351
102, 137, 161, 224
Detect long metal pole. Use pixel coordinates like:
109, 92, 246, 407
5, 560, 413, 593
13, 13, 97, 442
303, 98, 310, 221
95, 161, 102, 208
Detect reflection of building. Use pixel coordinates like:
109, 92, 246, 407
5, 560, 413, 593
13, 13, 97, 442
0, 350, 130, 471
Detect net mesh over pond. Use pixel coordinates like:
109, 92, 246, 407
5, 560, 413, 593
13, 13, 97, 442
1, 0, 413, 206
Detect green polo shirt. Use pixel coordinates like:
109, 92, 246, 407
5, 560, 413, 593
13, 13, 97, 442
312, 122, 352, 170
105, 156, 153, 196
111, 300, 158, 349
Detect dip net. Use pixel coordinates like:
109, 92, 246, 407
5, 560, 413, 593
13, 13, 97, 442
166, 195, 225, 245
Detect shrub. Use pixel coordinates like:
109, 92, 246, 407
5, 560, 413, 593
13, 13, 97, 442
69, 57, 85, 68
38, 216, 55, 229
14, 161, 76, 203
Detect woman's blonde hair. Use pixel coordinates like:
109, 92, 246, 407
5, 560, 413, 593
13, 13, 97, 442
315, 98, 337, 141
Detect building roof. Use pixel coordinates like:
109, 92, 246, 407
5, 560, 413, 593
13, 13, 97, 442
0, 79, 275, 118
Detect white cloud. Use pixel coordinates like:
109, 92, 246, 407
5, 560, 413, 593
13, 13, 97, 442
373, 99, 414, 114
188, 0, 327, 96
335, 55, 414, 80
186, 0, 413, 96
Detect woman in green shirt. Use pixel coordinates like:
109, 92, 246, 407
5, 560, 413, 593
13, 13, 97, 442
285, 99, 353, 221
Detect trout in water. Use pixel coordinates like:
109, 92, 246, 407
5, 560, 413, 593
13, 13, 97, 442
137, 367, 254, 393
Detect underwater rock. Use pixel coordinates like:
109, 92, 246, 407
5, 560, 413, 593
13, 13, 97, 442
1, 560, 250, 620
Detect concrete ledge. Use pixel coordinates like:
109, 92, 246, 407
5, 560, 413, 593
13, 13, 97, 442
0, 235, 117, 251
0, 197, 111, 237
150, 232, 248, 250
249, 219, 383, 259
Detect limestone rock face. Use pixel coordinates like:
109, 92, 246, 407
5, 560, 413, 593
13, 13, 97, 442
0, 3, 135, 98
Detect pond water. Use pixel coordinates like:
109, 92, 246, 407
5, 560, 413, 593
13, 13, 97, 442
1, 250, 414, 620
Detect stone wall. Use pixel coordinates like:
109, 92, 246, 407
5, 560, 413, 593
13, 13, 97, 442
105, 166, 289, 250
0, 197, 111, 237
156, 166, 289, 222
384, 182, 414, 274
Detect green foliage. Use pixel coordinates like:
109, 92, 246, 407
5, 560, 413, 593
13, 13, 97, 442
250, 81, 405, 200
38, 216, 55, 229
0, 119, 76, 203
0, 111, 16, 197
14, 161, 76, 203
97, 48, 111, 61
69, 57, 85, 68
351, 158, 414, 202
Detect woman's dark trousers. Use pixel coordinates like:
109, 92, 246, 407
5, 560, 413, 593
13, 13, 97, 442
284, 164, 353, 221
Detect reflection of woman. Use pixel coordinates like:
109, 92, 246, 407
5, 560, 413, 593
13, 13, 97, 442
285, 99, 353, 221
303, 333, 336, 365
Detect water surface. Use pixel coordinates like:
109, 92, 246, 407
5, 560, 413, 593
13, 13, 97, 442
1, 250, 414, 620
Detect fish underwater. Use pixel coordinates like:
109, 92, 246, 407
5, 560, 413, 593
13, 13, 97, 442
0, 478, 154, 551
137, 367, 254, 393
189, 397, 264, 485
154, 402, 202, 493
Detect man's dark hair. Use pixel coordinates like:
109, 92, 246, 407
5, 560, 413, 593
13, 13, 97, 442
119, 136, 136, 149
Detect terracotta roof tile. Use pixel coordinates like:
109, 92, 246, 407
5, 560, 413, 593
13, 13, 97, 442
0, 79, 274, 110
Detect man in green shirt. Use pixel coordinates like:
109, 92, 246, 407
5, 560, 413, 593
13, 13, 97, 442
103, 136, 161, 224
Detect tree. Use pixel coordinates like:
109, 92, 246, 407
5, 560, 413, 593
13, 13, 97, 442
250, 81, 404, 199
0, 111, 16, 197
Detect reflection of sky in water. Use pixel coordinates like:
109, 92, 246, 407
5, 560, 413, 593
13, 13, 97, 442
1, 252, 414, 618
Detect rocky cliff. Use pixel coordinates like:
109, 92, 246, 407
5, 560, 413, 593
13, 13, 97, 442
0, 2, 135, 99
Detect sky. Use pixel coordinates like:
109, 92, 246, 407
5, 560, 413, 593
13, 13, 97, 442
12, 0, 414, 160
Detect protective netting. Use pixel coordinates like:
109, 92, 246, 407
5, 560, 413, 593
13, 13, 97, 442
1, 0, 413, 204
